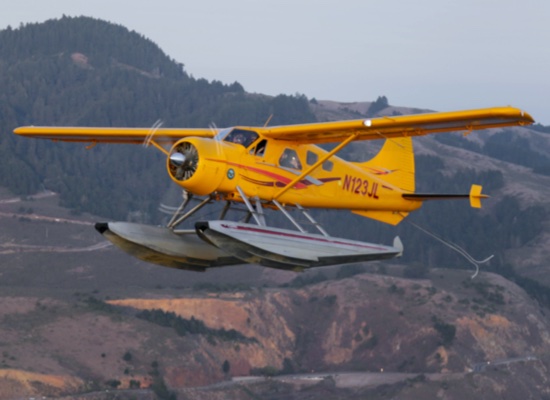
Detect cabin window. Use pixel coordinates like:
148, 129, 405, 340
323, 160, 333, 171
224, 129, 259, 148
307, 150, 332, 171
279, 149, 302, 170
250, 139, 267, 156
306, 151, 318, 165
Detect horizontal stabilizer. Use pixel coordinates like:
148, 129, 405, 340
469, 184, 488, 208
402, 193, 470, 201
402, 185, 488, 209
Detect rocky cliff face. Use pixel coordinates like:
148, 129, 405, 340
1, 268, 549, 399
107, 270, 550, 390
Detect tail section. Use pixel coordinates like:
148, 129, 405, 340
352, 137, 415, 226
469, 184, 489, 208
353, 138, 488, 225
358, 137, 415, 192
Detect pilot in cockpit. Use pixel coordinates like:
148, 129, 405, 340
225, 129, 258, 148
233, 133, 246, 144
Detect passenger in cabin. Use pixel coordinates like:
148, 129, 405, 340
279, 149, 302, 170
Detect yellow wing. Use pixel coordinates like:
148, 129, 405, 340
254, 106, 534, 143
14, 106, 534, 145
13, 126, 215, 144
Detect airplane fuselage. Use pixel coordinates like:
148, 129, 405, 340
166, 130, 422, 216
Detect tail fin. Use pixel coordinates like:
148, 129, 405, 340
358, 137, 415, 192
470, 184, 489, 208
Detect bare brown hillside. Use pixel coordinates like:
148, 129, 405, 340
0, 216, 550, 399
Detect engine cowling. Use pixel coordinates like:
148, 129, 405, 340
167, 137, 228, 195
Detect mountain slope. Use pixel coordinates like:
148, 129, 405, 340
0, 16, 315, 220
0, 17, 550, 399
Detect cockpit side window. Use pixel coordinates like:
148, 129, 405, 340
224, 129, 259, 148
250, 139, 267, 156
279, 149, 302, 170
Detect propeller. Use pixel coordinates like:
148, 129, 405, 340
143, 119, 164, 148
169, 141, 199, 181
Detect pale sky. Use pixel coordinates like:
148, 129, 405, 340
1, 0, 549, 124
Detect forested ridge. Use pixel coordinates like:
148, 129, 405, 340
0, 16, 315, 218
0, 16, 549, 284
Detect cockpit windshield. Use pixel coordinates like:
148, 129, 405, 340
222, 128, 259, 148
216, 128, 233, 141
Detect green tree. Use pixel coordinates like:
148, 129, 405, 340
222, 359, 231, 374
122, 351, 132, 362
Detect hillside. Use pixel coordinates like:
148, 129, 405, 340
1, 16, 550, 399
1, 203, 549, 399
0, 16, 315, 220
1, 194, 549, 398
308, 100, 550, 295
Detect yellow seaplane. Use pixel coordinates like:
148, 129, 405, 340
14, 106, 534, 271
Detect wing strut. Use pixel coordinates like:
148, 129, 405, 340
167, 190, 193, 228
236, 186, 266, 226
272, 200, 307, 233
295, 204, 329, 237
271, 200, 329, 237
167, 195, 212, 229
273, 132, 359, 200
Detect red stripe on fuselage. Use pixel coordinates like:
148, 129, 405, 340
207, 159, 307, 189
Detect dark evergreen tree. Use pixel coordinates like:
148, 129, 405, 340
222, 359, 231, 374
0, 17, 315, 221
366, 95, 389, 116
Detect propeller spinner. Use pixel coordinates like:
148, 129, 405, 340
169, 141, 199, 181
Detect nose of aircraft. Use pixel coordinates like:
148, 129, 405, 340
169, 151, 186, 167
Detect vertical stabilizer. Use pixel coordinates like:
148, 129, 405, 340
359, 137, 415, 192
